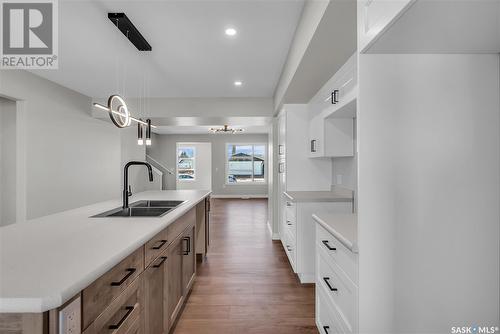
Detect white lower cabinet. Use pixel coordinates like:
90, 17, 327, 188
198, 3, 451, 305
280, 198, 352, 283
316, 222, 358, 333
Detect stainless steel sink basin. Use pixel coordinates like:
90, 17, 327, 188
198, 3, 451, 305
92, 200, 185, 218
129, 200, 185, 208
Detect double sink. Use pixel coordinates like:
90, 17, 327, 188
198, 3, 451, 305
93, 200, 186, 218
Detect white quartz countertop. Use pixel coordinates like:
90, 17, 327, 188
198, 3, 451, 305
0, 190, 210, 313
284, 187, 354, 203
312, 213, 358, 253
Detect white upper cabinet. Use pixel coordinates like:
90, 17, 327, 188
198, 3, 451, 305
278, 105, 332, 191
358, 0, 414, 53
359, 0, 500, 53
308, 53, 357, 158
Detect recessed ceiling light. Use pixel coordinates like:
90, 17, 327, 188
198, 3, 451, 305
225, 28, 237, 36
234, 81, 243, 86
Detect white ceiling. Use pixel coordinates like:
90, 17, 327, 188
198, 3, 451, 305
32, 0, 304, 98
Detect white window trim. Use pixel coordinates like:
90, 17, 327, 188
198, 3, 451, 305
176, 145, 196, 182
225, 143, 267, 186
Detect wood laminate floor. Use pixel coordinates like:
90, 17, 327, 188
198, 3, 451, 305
172, 198, 318, 334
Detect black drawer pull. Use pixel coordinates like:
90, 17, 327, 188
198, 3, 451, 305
323, 277, 338, 291
323, 325, 330, 333
183, 236, 191, 255
108, 305, 134, 329
110, 268, 136, 286
322, 240, 336, 251
153, 256, 167, 268
152, 239, 167, 250
286, 220, 292, 226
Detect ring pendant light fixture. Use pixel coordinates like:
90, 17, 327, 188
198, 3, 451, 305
93, 95, 155, 146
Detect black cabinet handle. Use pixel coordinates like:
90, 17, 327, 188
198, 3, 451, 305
287, 220, 292, 226
183, 236, 191, 255
331, 90, 339, 104
152, 239, 167, 250
323, 325, 330, 333
153, 256, 167, 268
322, 240, 336, 251
110, 268, 136, 286
310, 139, 317, 152
108, 305, 134, 329
323, 277, 338, 291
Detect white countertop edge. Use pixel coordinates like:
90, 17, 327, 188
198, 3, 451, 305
0, 190, 211, 313
312, 214, 358, 253
283, 190, 354, 203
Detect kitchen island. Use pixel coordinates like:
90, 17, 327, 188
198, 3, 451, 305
0, 189, 211, 333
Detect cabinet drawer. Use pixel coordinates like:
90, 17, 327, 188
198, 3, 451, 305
82, 247, 144, 330
144, 227, 169, 267
283, 230, 296, 271
167, 208, 195, 243
317, 224, 358, 284
316, 287, 343, 334
285, 201, 296, 220
83, 275, 143, 334
318, 251, 357, 333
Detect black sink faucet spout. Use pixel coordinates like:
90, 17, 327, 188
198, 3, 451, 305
123, 161, 154, 209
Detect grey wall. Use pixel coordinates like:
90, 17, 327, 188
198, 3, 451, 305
147, 133, 269, 197
0, 98, 17, 226
0, 70, 153, 220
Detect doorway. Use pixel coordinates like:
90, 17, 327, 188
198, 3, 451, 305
0, 97, 17, 226
176, 142, 212, 191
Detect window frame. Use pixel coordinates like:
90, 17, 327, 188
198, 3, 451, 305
225, 143, 267, 185
176, 145, 196, 182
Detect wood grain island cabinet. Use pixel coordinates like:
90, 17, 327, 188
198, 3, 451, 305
0, 198, 208, 334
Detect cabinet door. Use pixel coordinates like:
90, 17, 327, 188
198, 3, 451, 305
358, 0, 413, 52
144, 253, 168, 334
182, 225, 196, 293
167, 237, 184, 326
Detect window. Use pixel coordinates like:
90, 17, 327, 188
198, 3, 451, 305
177, 146, 195, 181
226, 144, 266, 184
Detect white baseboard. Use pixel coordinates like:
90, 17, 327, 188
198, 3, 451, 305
211, 194, 268, 199
272, 233, 280, 240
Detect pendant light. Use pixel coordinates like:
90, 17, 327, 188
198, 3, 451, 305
146, 119, 152, 146
137, 122, 144, 145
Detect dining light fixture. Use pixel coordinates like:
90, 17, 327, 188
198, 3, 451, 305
209, 125, 244, 134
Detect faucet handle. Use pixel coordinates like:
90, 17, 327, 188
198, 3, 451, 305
127, 185, 132, 197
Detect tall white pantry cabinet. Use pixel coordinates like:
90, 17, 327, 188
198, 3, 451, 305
357, 1, 500, 333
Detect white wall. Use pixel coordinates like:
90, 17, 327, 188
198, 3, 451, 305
147, 133, 269, 197
358, 54, 500, 333
332, 118, 357, 208
0, 98, 17, 226
120, 126, 152, 194
0, 71, 153, 220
